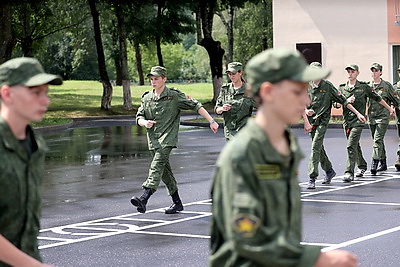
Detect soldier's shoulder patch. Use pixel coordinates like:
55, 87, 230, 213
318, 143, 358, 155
255, 164, 281, 179
232, 213, 261, 238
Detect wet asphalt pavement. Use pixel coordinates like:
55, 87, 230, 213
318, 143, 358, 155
36, 117, 400, 267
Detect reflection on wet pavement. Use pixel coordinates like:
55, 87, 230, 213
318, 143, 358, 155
42, 124, 152, 206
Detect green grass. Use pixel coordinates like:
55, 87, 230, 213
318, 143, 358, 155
32, 81, 214, 127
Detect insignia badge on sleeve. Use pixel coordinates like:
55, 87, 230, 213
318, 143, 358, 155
233, 213, 261, 238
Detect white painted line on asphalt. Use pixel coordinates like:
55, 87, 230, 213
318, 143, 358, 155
321, 225, 400, 252
302, 176, 397, 197
302, 199, 400, 206
131, 230, 210, 239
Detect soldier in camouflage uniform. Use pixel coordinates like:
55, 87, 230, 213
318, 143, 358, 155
210, 49, 357, 267
215, 62, 256, 140
338, 64, 394, 182
303, 62, 365, 189
367, 63, 399, 175
0, 58, 62, 267
131, 66, 219, 214
394, 65, 400, 171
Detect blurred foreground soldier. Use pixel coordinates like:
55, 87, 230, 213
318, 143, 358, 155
338, 64, 394, 182
367, 63, 399, 175
215, 62, 256, 140
131, 66, 219, 214
303, 62, 365, 189
0, 57, 62, 267
394, 64, 400, 171
209, 49, 358, 267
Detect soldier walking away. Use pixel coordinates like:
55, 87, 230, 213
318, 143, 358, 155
210, 49, 358, 267
303, 62, 365, 189
215, 62, 256, 140
367, 63, 399, 175
131, 66, 219, 214
0, 57, 62, 267
338, 64, 394, 183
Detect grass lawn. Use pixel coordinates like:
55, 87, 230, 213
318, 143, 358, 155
32, 81, 215, 127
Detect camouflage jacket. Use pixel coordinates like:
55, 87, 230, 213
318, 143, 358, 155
215, 82, 256, 139
210, 119, 321, 267
136, 86, 202, 149
367, 79, 399, 124
338, 80, 382, 128
0, 118, 47, 265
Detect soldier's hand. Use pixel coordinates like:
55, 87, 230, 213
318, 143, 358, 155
390, 107, 396, 118
210, 121, 219, 133
348, 95, 355, 103
315, 250, 358, 267
305, 109, 314, 116
144, 120, 157, 128
222, 104, 232, 112
303, 121, 312, 133
357, 113, 366, 123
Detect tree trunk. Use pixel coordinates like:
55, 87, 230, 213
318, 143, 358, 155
88, 0, 113, 110
133, 41, 145, 85
0, 3, 16, 63
155, 1, 164, 67
115, 3, 132, 110
217, 6, 234, 64
197, 0, 225, 103
112, 28, 122, 85
21, 3, 34, 57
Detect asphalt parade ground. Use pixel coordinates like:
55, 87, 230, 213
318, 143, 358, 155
37, 118, 400, 267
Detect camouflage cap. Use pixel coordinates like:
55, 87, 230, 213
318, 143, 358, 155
245, 49, 330, 93
0, 57, 62, 87
225, 62, 243, 73
147, 66, 167, 77
345, 64, 359, 71
310, 62, 322, 68
370, 62, 382, 71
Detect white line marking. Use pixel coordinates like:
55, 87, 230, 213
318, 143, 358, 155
302, 199, 400, 206
322, 225, 400, 252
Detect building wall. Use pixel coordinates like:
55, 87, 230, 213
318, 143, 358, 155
273, 0, 390, 87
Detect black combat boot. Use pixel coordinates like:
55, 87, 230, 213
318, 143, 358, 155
376, 159, 387, 172
130, 188, 153, 213
395, 156, 400, 171
165, 190, 184, 214
370, 159, 379, 175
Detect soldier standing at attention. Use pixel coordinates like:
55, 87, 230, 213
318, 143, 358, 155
303, 62, 365, 189
131, 66, 219, 214
338, 64, 394, 182
215, 62, 256, 140
210, 49, 358, 267
367, 63, 399, 175
393, 64, 400, 171
0, 57, 62, 267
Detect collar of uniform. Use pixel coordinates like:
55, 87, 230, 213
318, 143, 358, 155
231, 82, 247, 95
245, 118, 303, 162
0, 117, 47, 156
151, 86, 170, 99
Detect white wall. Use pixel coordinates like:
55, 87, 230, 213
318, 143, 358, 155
273, 0, 389, 86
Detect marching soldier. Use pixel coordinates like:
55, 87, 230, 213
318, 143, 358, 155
215, 62, 256, 140
131, 66, 218, 214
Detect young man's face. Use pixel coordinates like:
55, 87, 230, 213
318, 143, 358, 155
346, 69, 359, 82
9, 84, 50, 122
150, 75, 166, 91
268, 80, 310, 125
371, 68, 382, 80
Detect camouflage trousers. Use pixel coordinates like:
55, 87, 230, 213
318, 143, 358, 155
307, 124, 333, 178
142, 146, 178, 195
344, 126, 367, 175
369, 123, 388, 160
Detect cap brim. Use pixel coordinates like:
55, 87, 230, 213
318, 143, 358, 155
147, 72, 163, 77
290, 66, 330, 82
24, 73, 62, 86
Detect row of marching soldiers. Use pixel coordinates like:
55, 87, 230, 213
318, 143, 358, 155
304, 62, 400, 189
